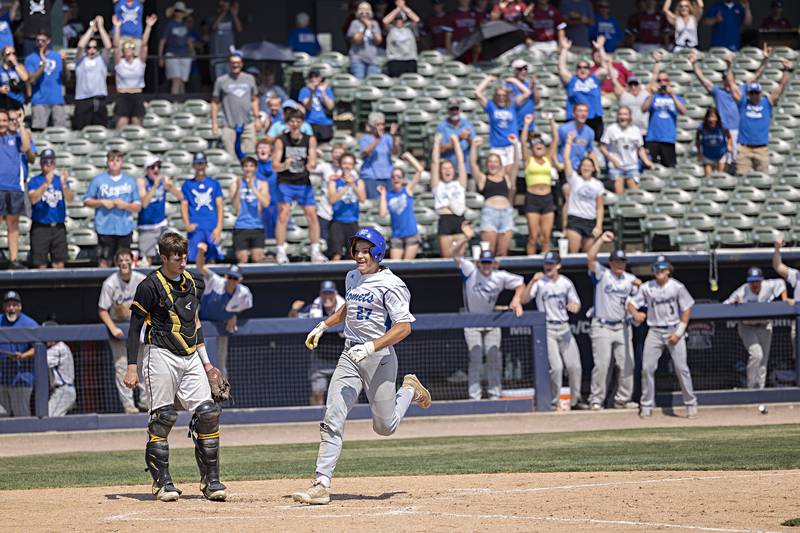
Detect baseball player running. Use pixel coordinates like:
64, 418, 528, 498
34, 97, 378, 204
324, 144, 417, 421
587, 231, 640, 410
627, 255, 698, 419
723, 266, 791, 389
452, 221, 525, 400
122, 232, 227, 502
292, 227, 431, 505
519, 251, 585, 409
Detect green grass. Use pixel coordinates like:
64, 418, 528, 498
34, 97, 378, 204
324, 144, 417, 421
784, 518, 800, 527
4, 425, 800, 490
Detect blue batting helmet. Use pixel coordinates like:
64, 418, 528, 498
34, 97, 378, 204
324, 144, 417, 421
349, 227, 386, 263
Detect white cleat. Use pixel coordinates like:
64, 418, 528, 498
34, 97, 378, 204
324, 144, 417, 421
310, 250, 329, 263
686, 405, 698, 419
276, 249, 290, 264
403, 374, 432, 408
292, 480, 331, 505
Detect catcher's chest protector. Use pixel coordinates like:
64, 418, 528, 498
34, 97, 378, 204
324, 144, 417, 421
150, 270, 200, 356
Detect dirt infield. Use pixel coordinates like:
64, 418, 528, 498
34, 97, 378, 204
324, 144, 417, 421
3, 470, 798, 532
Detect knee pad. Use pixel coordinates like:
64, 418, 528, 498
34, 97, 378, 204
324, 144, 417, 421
192, 401, 221, 435
148, 405, 178, 439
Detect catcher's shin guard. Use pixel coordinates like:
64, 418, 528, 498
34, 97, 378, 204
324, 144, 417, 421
190, 401, 226, 501
145, 406, 181, 500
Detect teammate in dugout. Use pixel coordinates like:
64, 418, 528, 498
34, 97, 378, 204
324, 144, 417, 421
627, 255, 698, 419
724, 266, 792, 389
292, 227, 431, 505
122, 232, 228, 502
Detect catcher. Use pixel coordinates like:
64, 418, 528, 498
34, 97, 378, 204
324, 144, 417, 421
123, 232, 230, 502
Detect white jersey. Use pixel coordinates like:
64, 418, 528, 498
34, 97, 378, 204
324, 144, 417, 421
47, 341, 74, 387
433, 180, 466, 216
591, 262, 638, 322
344, 268, 415, 352
785, 267, 800, 301
630, 277, 694, 327
529, 274, 580, 323
724, 279, 786, 304
460, 261, 523, 314
567, 174, 604, 220
600, 123, 643, 171
202, 270, 254, 314
301, 293, 346, 319
98, 271, 147, 322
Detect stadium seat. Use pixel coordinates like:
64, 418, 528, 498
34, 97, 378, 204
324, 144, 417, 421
712, 227, 752, 247
660, 188, 693, 204
667, 174, 701, 191
669, 228, 709, 251
707, 172, 738, 190
120, 125, 148, 141
146, 99, 175, 117
621, 189, 656, 205
694, 187, 729, 203
81, 125, 110, 143
756, 212, 791, 230
140, 137, 174, 153
649, 200, 685, 217
732, 186, 767, 202
159, 124, 188, 141
67, 228, 98, 247
752, 227, 783, 247
64, 138, 94, 156
143, 113, 165, 129
720, 212, 755, 229
177, 137, 209, 153
42, 126, 72, 144
681, 212, 716, 231
763, 197, 798, 215
171, 112, 198, 129
183, 99, 211, 117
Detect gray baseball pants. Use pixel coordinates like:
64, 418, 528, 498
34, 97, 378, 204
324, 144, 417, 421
464, 327, 502, 400
737, 323, 771, 389
640, 327, 697, 409
546, 323, 582, 406
48, 385, 76, 416
589, 321, 634, 406
0, 385, 32, 417
110, 339, 147, 411
315, 348, 414, 480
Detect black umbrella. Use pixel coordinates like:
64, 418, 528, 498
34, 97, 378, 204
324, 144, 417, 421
238, 41, 296, 63
453, 20, 532, 62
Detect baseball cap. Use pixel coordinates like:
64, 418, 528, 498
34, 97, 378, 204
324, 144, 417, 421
282, 99, 300, 110
746, 266, 764, 282
3, 290, 21, 303
610, 249, 627, 261
193, 152, 208, 165
320, 280, 337, 293
511, 59, 530, 70
225, 264, 243, 280
41, 148, 56, 161
653, 255, 671, 270
543, 251, 561, 264
478, 250, 495, 263
144, 155, 161, 168
446, 97, 461, 109
627, 76, 640, 85
747, 82, 763, 93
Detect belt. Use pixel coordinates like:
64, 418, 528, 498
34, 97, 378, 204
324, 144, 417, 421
650, 324, 678, 329
52, 383, 74, 389
32, 222, 65, 228
547, 320, 567, 325
595, 319, 623, 326
741, 144, 767, 148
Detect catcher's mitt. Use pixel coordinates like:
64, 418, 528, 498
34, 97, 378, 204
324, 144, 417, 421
207, 367, 231, 403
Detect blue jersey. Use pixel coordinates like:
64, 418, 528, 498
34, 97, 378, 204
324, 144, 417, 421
0, 132, 20, 192
738, 95, 772, 146
359, 133, 394, 181
435, 118, 475, 175
557, 121, 595, 169
386, 188, 417, 238
485, 100, 517, 148
592, 15, 622, 52
0, 64, 24, 106
25, 50, 64, 105
711, 84, 744, 131
698, 126, 728, 160
181, 177, 223, 230
137, 176, 166, 228
115, 0, 144, 38
28, 173, 66, 224
299, 86, 334, 126
706, 1, 745, 51
288, 27, 321, 55
0, 12, 13, 49
332, 178, 361, 223
0, 312, 38, 387
566, 74, 603, 120
234, 178, 264, 230
85, 172, 140, 236
257, 159, 277, 206
507, 80, 536, 132
646, 93, 684, 143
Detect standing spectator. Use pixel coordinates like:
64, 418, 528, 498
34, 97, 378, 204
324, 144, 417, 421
114, 0, 144, 42
112, 14, 156, 129
663, 0, 703, 50
521, 113, 559, 255
557, 103, 596, 173
211, 53, 260, 157
24, 32, 65, 130
592, 46, 630, 96
137, 156, 182, 266
289, 12, 321, 56
20, 0, 53, 57
9, 109, 35, 185
383, 0, 420, 77
266, 99, 314, 141
611, 75, 651, 135
317, 145, 347, 245
84, 151, 141, 267
28, 149, 73, 269
159, 2, 194, 96
474, 74, 530, 177
560, 0, 594, 50
0, 46, 28, 111
298, 70, 335, 143
600, 106, 653, 194
0, 291, 37, 417
591, 1, 623, 53
471, 136, 518, 257
258, 69, 289, 108
432, 133, 468, 258
643, 64, 686, 168
625, 0, 672, 54
562, 130, 605, 253
435, 98, 475, 177
450, 0, 481, 62
558, 38, 607, 141
696, 107, 732, 175
761, 1, 791, 30
491, 0, 528, 24
327, 153, 366, 261
44, 319, 75, 417
703, 0, 751, 52
255, 138, 279, 240
508, 60, 540, 136
73, 16, 112, 130
0, 109, 30, 270
527, 0, 567, 54
63, 2, 86, 48
347, 2, 383, 79
208, 0, 242, 80
378, 152, 422, 260
731, 60, 792, 175
262, 95, 283, 133
0, 2, 17, 51
231, 156, 270, 263
180, 152, 225, 264
423, 0, 451, 52
359, 111, 399, 199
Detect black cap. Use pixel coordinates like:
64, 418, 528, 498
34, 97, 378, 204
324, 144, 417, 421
3, 290, 21, 303
610, 249, 627, 261
41, 148, 56, 160
543, 251, 561, 264
320, 280, 337, 293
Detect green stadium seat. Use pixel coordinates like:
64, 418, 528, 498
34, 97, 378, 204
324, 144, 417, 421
668, 174, 701, 191
756, 212, 791, 230
183, 99, 211, 117
622, 189, 656, 205
177, 137, 209, 153
752, 226, 783, 247
669, 228, 710, 251
661, 188, 693, 204
639, 174, 666, 192
140, 137, 174, 153
731, 186, 767, 202
418, 50, 448, 65
725, 198, 760, 216
42, 126, 73, 144
687, 199, 724, 216
364, 73, 393, 89
142, 113, 165, 129
147, 99, 175, 117
171, 112, 198, 128
649, 200, 685, 217
681, 212, 716, 231
763, 197, 797, 215
68, 228, 98, 246
158, 124, 188, 141
126, 150, 154, 167
712, 227, 752, 247
104, 138, 136, 153
416, 62, 436, 76
81, 125, 110, 143
694, 186, 729, 203
120, 125, 148, 141
205, 149, 232, 165
720, 212, 755, 229
420, 84, 454, 100
64, 138, 94, 155
641, 214, 679, 251
164, 150, 193, 166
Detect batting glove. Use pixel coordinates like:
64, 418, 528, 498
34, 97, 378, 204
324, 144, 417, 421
347, 341, 375, 363
305, 321, 329, 350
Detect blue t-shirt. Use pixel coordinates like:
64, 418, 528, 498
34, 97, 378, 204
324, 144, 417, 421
359, 133, 394, 181
705, 2, 745, 51
557, 121, 595, 169
332, 178, 361, 223
181, 176, 223, 230
0, 12, 13, 49
566, 74, 603, 120
298, 86, 334, 126
0, 312, 37, 387
507, 80, 536, 132
234, 178, 264, 230
592, 15, 622, 52
386, 188, 417, 238
24, 50, 64, 105
646, 93, 684, 143
29, 173, 66, 224
138, 177, 166, 227
711, 84, 744, 131
435, 118, 475, 175
0, 64, 24, 105
257, 159, 277, 207
163, 20, 191, 56
267, 119, 313, 138
738, 95, 772, 147
698, 126, 728, 160
485, 100, 517, 148
0, 132, 20, 192
85, 172, 140, 236
288, 27, 321, 55
115, 0, 144, 38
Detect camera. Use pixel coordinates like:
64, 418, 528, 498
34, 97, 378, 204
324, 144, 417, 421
8, 78, 23, 93
658, 84, 668, 93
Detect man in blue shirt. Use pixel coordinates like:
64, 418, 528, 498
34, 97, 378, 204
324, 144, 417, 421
137, 155, 183, 266
731, 59, 793, 175
298, 69, 335, 143
24, 32, 67, 131
114, 0, 144, 40
557, 103, 596, 171
84, 150, 142, 268
288, 12, 321, 56
28, 149, 73, 269
703, 0, 752, 51
0, 291, 38, 417
558, 37, 608, 141
0, 109, 32, 270
591, 1, 622, 52
507, 60, 540, 136
266, 99, 314, 141
181, 152, 225, 264
642, 68, 686, 167
435, 98, 476, 176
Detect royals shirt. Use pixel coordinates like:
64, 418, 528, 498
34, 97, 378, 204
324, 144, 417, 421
85, 172, 140, 235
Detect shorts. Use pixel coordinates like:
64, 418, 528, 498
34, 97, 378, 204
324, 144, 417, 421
30, 223, 68, 265
390, 234, 420, 250
187, 227, 224, 262
137, 225, 170, 259
71, 96, 108, 130
524, 192, 556, 214
0, 190, 25, 216
114, 92, 146, 120
97, 233, 133, 264
645, 141, 677, 168
277, 183, 316, 206
489, 145, 516, 167
165, 54, 191, 82
437, 213, 465, 236
702, 156, 724, 166
608, 167, 639, 181
311, 124, 334, 144
31, 104, 67, 130
328, 220, 358, 257
566, 215, 596, 239
479, 205, 515, 233
386, 59, 417, 77
233, 228, 265, 251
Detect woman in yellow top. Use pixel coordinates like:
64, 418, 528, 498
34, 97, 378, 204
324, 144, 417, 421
520, 113, 559, 255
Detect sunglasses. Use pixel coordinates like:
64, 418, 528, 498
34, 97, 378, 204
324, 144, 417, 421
578, 65, 590, 70
87, 45, 98, 50
148, 163, 161, 169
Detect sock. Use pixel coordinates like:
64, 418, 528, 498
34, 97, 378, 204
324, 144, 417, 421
315, 474, 331, 488
310, 242, 321, 254
276, 244, 286, 253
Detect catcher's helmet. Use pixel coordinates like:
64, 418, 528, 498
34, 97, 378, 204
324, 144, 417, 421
349, 227, 386, 263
